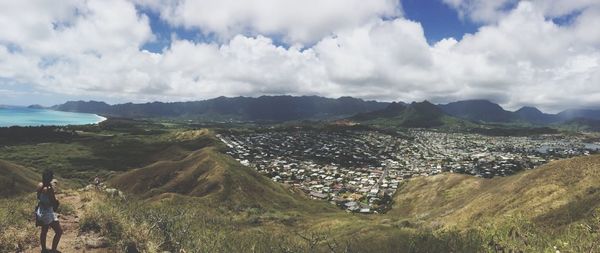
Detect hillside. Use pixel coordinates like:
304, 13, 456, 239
0, 160, 39, 197
52, 96, 388, 122
558, 109, 600, 121
559, 118, 600, 132
109, 147, 331, 212
389, 154, 600, 228
351, 101, 456, 128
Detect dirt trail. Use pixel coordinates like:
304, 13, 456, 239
23, 191, 112, 253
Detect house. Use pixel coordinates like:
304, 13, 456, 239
310, 191, 328, 200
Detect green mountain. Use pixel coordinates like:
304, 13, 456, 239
514, 106, 558, 124
351, 100, 458, 128
439, 99, 518, 123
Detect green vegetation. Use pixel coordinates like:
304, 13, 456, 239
0, 119, 216, 184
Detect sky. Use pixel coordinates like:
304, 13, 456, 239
0, 0, 599, 112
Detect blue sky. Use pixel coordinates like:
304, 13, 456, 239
401, 0, 478, 44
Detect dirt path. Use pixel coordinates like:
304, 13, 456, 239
23, 191, 112, 253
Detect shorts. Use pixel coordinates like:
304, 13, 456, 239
36, 207, 58, 226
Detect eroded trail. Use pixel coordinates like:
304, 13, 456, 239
24, 191, 111, 253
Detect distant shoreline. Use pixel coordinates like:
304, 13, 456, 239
0, 107, 109, 128
95, 114, 108, 124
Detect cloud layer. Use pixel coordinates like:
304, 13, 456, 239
0, 0, 599, 112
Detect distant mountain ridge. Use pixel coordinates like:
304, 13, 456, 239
558, 109, 600, 121
439, 100, 600, 124
52, 96, 388, 122
50, 96, 600, 125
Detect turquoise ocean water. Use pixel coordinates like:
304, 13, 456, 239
0, 107, 106, 127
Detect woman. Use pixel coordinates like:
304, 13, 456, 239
36, 169, 63, 253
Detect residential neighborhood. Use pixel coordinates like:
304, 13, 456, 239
217, 128, 600, 213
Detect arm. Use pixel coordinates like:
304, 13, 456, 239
49, 186, 59, 209
36, 182, 43, 199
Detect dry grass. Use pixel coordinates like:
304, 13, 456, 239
0, 195, 39, 252
389, 155, 600, 229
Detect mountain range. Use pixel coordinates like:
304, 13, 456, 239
51, 96, 388, 122
439, 99, 600, 124
48, 96, 600, 126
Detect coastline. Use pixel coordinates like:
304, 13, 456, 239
95, 114, 108, 124
0, 108, 109, 127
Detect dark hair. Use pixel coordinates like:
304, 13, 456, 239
42, 169, 54, 187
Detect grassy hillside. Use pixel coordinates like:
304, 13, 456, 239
110, 147, 334, 213
390, 154, 600, 228
0, 160, 39, 197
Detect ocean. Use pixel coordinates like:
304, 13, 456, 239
0, 107, 106, 127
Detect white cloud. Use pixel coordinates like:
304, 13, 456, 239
441, 0, 515, 23
0, 0, 599, 112
134, 0, 401, 45
442, 0, 600, 23
434, 2, 600, 111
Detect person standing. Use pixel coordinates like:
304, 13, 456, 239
36, 169, 63, 253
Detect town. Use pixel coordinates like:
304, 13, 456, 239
217, 128, 600, 214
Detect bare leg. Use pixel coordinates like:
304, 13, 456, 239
40, 225, 49, 251
50, 221, 63, 251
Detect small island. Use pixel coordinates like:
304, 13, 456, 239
27, 104, 45, 109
